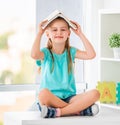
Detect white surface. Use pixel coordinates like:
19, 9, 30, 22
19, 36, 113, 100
100, 57, 120, 62
4, 107, 120, 125
4, 111, 40, 125
101, 103, 120, 109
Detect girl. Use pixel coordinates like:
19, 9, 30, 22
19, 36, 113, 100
31, 17, 100, 118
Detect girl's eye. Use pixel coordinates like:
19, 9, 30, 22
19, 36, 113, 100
51, 28, 67, 32
52, 29, 57, 31
61, 29, 66, 31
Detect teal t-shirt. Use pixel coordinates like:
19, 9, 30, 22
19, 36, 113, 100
36, 47, 77, 99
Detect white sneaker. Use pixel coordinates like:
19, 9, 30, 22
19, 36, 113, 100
41, 105, 48, 118
41, 105, 57, 118
80, 104, 99, 116
91, 104, 99, 116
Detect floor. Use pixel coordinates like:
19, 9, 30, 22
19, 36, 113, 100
22, 106, 120, 125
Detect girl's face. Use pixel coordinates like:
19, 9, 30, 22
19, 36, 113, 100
46, 19, 70, 44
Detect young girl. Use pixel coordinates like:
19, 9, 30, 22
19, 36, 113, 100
31, 17, 100, 118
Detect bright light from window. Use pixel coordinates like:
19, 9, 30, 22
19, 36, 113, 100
0, 0, 36, 84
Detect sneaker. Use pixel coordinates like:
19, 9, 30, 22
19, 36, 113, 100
41, 105, 57, 118
80, 104, 99, 116
37, 102, 41, 111
91, 104, 99, 116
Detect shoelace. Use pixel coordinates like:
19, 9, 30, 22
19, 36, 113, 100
45, 107, 56, 118
80, 106, 93, 116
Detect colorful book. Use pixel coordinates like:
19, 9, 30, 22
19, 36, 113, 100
42, 10, 77, 30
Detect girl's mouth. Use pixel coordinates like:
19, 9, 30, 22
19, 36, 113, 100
55, 36, 63, 38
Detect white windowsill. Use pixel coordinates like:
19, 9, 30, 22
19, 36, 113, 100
0, 84, 39, 91
0, 83, 87, 92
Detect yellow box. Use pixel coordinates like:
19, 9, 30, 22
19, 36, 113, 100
97, 81, 116, 103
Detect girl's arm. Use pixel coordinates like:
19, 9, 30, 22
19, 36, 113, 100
70, 21, 96, 60
31, 20, 47, 60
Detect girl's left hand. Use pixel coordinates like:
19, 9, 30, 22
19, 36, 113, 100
70, 20, 82, 36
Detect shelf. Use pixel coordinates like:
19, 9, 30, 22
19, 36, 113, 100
100, 103, 120, 110
99, 9, 120, 14
100, 57, 120, 62
98, 10, 120, 109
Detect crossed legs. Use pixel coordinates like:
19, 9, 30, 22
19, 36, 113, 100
38, 88, 100, 116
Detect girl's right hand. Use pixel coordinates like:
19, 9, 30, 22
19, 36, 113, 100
38, 20, 48, 35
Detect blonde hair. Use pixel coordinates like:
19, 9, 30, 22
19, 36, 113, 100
47, 38, 72, 73
47, 17, 73, 73
37, 17, 73, 74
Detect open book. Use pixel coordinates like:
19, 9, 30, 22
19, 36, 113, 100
42, 10, 77, 30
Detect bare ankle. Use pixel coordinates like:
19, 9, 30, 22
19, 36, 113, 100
56, 108, 61, 117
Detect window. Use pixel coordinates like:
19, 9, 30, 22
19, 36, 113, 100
0, 0, 36, 84
0, 1, 36, 124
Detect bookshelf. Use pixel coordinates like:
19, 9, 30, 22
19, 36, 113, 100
98, 9, 120, 109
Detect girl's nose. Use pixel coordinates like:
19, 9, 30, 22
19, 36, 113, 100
57, 30, 62, 35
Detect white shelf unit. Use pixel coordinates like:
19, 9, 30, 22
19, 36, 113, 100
98, 9, 120, 109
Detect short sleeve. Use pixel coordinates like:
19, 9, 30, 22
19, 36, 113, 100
36, 48, 49, 67
36, 60, 41, 67
70, 47, 77, 62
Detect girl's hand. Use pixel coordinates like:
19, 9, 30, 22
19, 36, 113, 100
70, 20, 82, 36
38, 20, 48, 35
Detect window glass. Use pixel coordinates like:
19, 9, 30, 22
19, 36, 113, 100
0, 0, 36, 84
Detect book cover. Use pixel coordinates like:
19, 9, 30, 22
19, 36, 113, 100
42, 10, 77, 30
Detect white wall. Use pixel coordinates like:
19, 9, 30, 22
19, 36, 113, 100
104, 0, 120, 9
83, 0, 104, 89
84, 0, 120, 89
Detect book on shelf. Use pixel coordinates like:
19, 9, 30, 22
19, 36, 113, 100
42, 10, 77, 30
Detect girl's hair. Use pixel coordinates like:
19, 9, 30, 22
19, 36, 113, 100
47, 17, 72, 73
